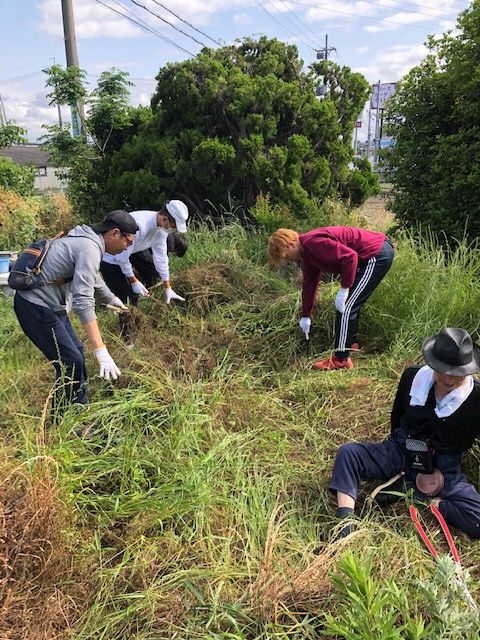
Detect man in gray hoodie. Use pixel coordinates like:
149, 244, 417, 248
13, 210, 138, 413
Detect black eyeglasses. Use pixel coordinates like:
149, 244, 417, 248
120, 231, 134, 245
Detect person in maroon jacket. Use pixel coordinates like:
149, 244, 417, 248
268, 226, 394, 370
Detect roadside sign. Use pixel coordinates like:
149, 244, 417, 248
379, 137, 395, 149
370, 83, 396, 109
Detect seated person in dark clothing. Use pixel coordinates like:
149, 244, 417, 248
329, 328, 480, 539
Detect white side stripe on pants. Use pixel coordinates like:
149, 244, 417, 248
337, 256, 376, 351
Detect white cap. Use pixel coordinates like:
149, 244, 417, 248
166, 200, 189, 233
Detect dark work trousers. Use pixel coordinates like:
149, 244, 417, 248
335, 239, 394, 358
329, 428, 480, 539
14, 294, 88, 414
100, 251, 159, 340
130, 250, 160, 289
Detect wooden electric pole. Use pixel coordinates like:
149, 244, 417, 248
61, 0, 84, 135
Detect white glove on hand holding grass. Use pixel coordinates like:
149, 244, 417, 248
165, 287, 185, 304
131, 280, 150, 296
95, 347, 121, 380
106, 297, 129, 314
335, 287, 349, 313
299, 317, 311, 340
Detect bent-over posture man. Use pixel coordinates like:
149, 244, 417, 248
101, 200, 189, 307
268, 226, 394, 370
101, 229, 188, 341
13, 210, 138, 413
329, 328, 480, 539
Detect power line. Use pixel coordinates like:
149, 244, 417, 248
312, 0, 460, 21
149, 0, 222, 46
95, 0, 195, 56
253, 0, 311, 47
127, 0, 208, 48
370, 0, 467, 16
275, 0, 321, 48
286, 0, 441, 31
0, 70, 44, 84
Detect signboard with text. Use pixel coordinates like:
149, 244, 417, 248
370, 83, 397, 109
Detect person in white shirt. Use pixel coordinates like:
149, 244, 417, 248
100, 200, 189, 340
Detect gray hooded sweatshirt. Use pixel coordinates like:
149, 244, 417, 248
16, 224, 116, 323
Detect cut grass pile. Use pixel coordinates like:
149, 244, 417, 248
1, 223, 480, 638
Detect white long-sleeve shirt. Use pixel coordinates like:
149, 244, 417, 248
102, 210, 170, 281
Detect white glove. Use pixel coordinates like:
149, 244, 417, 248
131, 280, 150, 297
299, 317, 311, 340
335, 287, 349, 313
165, 287, 185, 304
107, 296, 128, 313
95, 347, 121, 380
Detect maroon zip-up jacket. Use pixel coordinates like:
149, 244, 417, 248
299, 226, 386, 317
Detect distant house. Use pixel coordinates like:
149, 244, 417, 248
0, 144, 67, 191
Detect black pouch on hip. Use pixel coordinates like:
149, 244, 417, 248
405, 438, 434, 473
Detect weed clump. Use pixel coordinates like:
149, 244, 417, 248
0, 459, 89, 639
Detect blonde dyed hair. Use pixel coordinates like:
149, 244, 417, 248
268, 228, 300, 265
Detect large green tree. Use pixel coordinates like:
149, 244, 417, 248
384, 1, 480, 241
105, 37, 374, 216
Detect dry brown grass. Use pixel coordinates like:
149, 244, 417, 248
0, 189, 26, 227
0, 459, 90, 640
248, 500, 369, 623
356, 188, 394, 232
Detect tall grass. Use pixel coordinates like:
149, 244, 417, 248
1, 222, 480, 638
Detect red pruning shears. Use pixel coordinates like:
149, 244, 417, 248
410, 504, 477, 610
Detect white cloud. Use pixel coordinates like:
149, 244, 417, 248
364, 12, 430, 33
1, 81, 58, 141
355, 46, 370, 53
233, 12, 251, 25
37, 0, 253, 39
354, 42, 428, 83
305, 1, 376, 24
38, 0, 144, 39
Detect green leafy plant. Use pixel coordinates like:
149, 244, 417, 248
0, 157, 35, 197
323, 551, 429, 640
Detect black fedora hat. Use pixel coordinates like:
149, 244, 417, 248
422, 328, 480, 376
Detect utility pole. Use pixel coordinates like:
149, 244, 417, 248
315, 34, 337, 98
61, 0, 84, 136
316, 34, 336, 60
0, 94, 7, 125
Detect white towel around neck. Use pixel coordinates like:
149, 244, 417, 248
409, 365, 474, 418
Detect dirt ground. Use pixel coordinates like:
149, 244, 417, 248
356, 184, 394, 232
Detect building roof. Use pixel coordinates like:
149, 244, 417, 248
0, 144, 52, 167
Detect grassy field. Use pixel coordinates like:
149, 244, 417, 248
1, 220, 480, 639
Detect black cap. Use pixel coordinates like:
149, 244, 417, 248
90, 210, 139, 235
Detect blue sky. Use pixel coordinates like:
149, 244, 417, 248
0, 0, 470, 141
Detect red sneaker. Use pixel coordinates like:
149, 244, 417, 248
350, 342, 361, 352
312, 355, 353, 371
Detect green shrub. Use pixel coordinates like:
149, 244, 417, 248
324, 551, 429, 640
340, 158, 380, 207
250, 193, 297, 233
0, 189, 77, 250
0, 157, 35, 196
